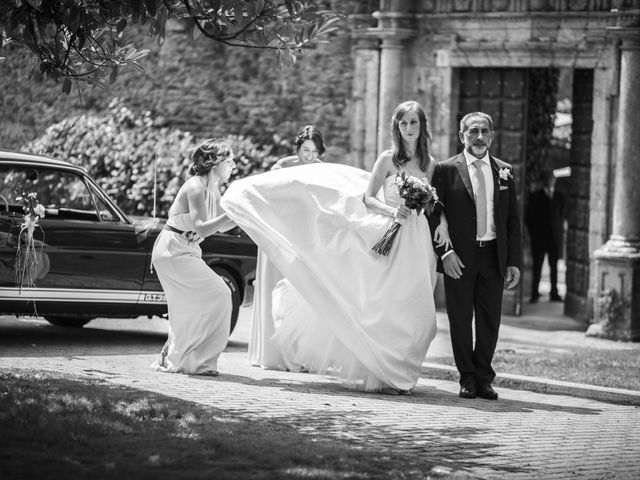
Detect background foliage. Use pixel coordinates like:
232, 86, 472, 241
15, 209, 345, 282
0, 0, 342, 89
1, 1, 357, 164
23, 99, 279, 217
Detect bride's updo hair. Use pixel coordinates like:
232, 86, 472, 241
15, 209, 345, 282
294, 125, 326, 156
188, 138, 232, 176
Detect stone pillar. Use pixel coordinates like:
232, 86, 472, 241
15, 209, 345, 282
350, 36, 380, 170
366, 5, 416, 159
588, 27, 640, 341
377, 35, 406, 154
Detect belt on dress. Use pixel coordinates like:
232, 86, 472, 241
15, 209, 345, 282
164, 224, 186, 235
476, 239, 496, 248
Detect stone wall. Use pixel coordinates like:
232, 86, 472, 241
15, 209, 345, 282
1, 19, 355, 163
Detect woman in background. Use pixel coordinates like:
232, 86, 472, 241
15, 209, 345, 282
248, 125, 326, 369
271, 125, 325, 170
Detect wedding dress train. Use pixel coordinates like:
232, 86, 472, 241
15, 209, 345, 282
221, 163, 437, 391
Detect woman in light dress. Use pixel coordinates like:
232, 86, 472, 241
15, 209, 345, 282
152, 139, 237, 376
248, 126, 326, 369
222, 101, 446, 393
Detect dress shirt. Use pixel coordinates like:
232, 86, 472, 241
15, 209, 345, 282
463, 149, 496, 241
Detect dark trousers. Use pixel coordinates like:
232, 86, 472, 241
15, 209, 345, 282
530, 238, 559, 298
444, 244, 504, 386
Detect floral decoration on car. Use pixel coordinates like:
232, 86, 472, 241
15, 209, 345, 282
15, 191, 46, 293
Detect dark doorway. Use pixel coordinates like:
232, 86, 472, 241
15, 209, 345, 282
454, 67, 593, 319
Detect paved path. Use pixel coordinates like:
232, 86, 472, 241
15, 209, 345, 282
2, 309, 640, 480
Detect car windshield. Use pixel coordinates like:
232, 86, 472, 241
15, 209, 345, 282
0, 165, 119, 222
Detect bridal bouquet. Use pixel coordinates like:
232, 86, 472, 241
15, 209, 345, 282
372, 172, 440, 256
15, 192, 46, 292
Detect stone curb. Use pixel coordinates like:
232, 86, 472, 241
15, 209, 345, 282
421, 362, 640, 406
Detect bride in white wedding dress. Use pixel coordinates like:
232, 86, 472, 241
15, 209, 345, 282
221, 101, 445, 393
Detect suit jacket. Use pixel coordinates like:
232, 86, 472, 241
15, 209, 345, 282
429, 152, 522, 276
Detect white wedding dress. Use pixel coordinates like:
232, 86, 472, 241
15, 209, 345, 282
247, 249, 287, 369
221, 163, 437, 391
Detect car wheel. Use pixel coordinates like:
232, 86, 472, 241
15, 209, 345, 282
44, 315, 93, 327
213, 267, 241, 334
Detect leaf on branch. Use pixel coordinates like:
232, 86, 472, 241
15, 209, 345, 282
316, 16, 342, 37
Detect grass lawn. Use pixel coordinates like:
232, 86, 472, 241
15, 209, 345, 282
428, 348, 640, 392
0, 370, 453, 480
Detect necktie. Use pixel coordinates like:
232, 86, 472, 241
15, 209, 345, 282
472, 159, 487, 237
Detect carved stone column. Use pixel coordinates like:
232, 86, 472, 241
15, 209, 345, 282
589, 26, 640, 341
370, 5, 416, 156
377, 35, 405, 153
375, 31, 415, 154
350, 36, 380, 170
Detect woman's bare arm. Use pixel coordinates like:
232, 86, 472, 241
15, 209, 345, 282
363, 152, 397, 217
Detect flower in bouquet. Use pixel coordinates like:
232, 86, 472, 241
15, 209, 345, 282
372, 172, 441, 256
14, 191, 46, 292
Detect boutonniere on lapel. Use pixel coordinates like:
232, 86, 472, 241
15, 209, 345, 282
498, 167, 513, 187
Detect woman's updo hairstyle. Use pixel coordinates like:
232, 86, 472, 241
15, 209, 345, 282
188, 138, 232, 176
294, 125, 326, 156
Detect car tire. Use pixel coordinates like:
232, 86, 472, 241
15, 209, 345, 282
213, 267, 241, 334
44, 315, 93, 327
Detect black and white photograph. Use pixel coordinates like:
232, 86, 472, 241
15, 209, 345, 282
1, 1, 639, 479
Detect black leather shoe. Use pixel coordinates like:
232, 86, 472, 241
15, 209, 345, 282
459, 383, 477, 399
478, 383, 498, 400
550, 293, 563, 302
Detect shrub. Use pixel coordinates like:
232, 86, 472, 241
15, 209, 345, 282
22, 99, 279, 217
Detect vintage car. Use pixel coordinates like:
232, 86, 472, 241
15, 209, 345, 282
0, 151, 257, 332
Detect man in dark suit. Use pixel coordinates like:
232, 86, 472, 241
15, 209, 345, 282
525, 170, 565, 302
430, 112, 522, 400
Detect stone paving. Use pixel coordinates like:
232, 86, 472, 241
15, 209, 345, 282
2, 337, 639, 480
2, 304, 640, 479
